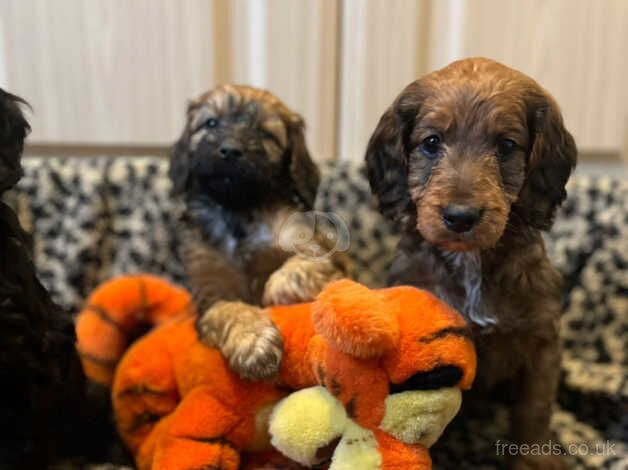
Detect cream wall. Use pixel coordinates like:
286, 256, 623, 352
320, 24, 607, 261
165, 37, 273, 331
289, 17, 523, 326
0, 0, 215, 146
426, 0, 628, 156
0, 0, 626, 162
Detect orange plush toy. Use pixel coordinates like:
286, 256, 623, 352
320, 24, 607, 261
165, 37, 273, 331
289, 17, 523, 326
76, 275, 476, 470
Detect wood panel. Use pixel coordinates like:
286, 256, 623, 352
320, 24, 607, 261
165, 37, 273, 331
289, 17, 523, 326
427, 0, 628, 153
337, 0, 430, 161
1, 0, 626, 161
226, 0, 340, 162
0, 0, 214, 145
336, 0, 628, 160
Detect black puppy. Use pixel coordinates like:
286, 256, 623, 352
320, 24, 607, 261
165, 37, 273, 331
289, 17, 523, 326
0, 90, 118, 468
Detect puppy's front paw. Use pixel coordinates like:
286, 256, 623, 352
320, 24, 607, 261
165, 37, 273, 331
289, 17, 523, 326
262, 257, 344, 306
228, 320, 284, 382
262, 271, 315, 306
197, 301, 283, 381
512, 454, 567, 470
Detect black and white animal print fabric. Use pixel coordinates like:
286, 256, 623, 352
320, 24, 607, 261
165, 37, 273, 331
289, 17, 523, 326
6, 156, 627, 469
4, 157, 186, 311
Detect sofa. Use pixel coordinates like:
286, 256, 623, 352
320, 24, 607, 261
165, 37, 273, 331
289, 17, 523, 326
6, 156, 627, 469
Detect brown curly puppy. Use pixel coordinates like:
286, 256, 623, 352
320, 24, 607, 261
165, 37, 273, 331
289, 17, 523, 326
366, 58, 577, 469
170, 85, 349, 380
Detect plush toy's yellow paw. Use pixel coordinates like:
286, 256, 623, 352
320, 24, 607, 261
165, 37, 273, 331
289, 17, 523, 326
329, 421, 381, 470
379, 387, 462, 447
269, 386, 347, 466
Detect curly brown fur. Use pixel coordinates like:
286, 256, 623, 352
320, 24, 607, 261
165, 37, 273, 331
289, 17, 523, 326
366, 58, 576, 469
171, 85, 349, 380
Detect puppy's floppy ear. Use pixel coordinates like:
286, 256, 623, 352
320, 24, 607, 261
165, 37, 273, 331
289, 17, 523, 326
168, 135, 190, 196
365, 83, 419, 222
286, 115, 320, 209
515, 91, 577, 230
168, 102, 197, 196
0, 89, 30, 192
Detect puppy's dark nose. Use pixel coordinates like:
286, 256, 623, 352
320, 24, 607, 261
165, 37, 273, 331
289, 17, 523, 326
219, 142, 243, 160
441, 205, 483, 233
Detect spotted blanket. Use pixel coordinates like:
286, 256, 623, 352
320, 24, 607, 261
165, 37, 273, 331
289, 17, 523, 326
6, 156, 627, 469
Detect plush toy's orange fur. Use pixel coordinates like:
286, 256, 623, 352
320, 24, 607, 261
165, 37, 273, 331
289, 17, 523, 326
76, 275, 193, 386
76, 275, 476, 470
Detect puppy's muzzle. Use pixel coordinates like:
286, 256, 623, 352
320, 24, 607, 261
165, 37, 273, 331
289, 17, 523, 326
441, 205, 483, 233
219, 139, 244, 160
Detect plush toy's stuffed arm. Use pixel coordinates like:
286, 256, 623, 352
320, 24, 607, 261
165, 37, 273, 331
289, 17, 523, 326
269, 386, 348, 467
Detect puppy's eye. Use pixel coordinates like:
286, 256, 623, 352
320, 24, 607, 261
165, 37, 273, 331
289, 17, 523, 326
206, 118, 219, 128
262, 131, 281, 146
420, 135, 441, 160
496, 138, 517, 158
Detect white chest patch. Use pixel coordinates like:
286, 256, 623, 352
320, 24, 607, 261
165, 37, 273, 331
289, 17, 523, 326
189, 199, 278, 257
443, 251, 497, 327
